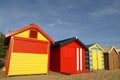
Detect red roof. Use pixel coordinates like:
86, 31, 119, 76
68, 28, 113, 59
5, 23, 55, 44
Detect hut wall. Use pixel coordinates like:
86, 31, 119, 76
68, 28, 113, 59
104, 53, 109, 70
109, 49, 119, 69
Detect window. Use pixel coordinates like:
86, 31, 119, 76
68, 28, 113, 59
29, 30, 37, 39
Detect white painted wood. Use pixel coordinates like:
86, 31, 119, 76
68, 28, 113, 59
76, 48, 79, 71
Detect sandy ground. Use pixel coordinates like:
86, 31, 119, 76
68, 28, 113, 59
0, 69, 120, 80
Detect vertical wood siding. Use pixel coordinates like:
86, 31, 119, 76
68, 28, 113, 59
109, 49, 119, 69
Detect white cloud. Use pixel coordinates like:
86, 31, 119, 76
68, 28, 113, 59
63, 5, 74, 10
89, 7, 119, 17
46, 23, 56, 27
56, 19, 67, 24
46, 19, 67, 27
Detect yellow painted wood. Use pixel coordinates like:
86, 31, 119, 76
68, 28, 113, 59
97, 51, 102, 69
8, 52, 48, 76
14, 29, 49, 42
88, 44, 104, 70
38, 32, 48, 41
92, 50, 97, 70
89, 44, 104, 51
91, 50, 103, 70
14, 30, 30, 38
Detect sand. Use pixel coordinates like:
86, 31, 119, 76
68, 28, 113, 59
0, 69, 120, 80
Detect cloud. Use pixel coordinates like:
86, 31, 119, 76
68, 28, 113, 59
89, 2, 120, 17
46, 23, 56, 27
56, 19, 67, 24
46, 19, 67, 27
89, 7, 120, 17
63, 5, 74, 10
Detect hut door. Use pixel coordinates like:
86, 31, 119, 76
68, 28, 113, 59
76, 48, 83, 71
92, 50, 97, 70
92, 50, 102, 70
97, 51, 102, 70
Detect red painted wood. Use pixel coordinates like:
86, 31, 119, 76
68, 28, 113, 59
47, 42, 50, 73
50, 48, 60, 72
29, 30, 38, 39
5, 36, 14, 75
13, 36, 49, 54
82, 49, 86, 71
61, 46, 76, 72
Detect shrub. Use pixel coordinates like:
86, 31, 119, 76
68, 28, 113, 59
0, 60, 4, 69
0, 53, 6, 58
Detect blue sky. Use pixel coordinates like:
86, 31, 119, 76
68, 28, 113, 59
0, 0, 120, 48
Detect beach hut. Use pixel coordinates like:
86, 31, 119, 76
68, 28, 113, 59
103, 46, 119, 70
50, 37, 87, 74
86, 43, 104, 71
5, 23, 54, 76
117, 49, 120, 68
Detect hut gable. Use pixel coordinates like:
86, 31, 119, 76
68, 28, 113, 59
5, 23, 54, 44
87, 43, 104, 51
103, 46, 119, 55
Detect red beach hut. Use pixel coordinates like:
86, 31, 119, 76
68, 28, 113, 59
50, 37, 88, 74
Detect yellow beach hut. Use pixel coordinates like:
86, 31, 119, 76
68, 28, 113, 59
86, 43, 104, 71
5, 23, 54, 76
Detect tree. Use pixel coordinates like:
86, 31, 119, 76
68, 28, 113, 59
0, 32, 8, 58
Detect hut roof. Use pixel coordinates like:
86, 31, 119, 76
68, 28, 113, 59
116, 49, 120, 54
103, 46, 119, 55
86, 43, 104, 51
51, 37, 87, 50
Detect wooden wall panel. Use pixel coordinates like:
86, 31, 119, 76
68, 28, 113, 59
104, 54, 109, 70
50, 48, 60, 72
13, 37, 49, 54
108, 49, 119, 70
15, 30, 29, 38
38, 32, 48, 41
8, 53, 48, 75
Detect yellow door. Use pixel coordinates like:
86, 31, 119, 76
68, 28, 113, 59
92, 50, 97, 70
92, 50, 103, 70
97, 51, 102, 69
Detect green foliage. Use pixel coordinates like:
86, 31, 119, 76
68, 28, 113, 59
0, 60, 4, 69
0, 53, 6, 58
0, 32, 8, 58
0, 46, 8, 53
